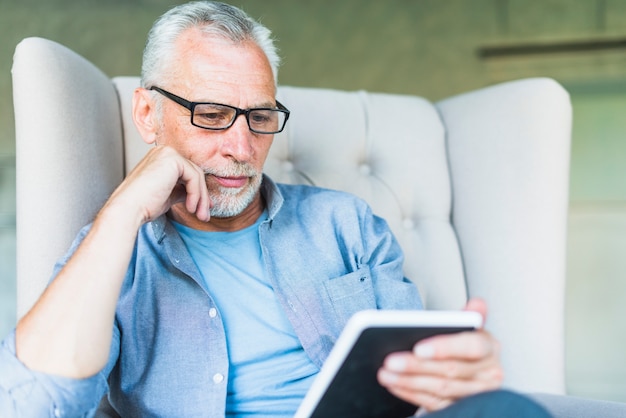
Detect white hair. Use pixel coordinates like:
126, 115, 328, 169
140, 1, 280, 88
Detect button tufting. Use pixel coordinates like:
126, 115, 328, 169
402, 218, 415, 230
281, 161, 294, 172
358, 164, 371, 176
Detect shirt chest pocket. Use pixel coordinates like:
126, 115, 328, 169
323, 266, 377, 325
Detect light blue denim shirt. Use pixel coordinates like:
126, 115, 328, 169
0, 176, 423, 417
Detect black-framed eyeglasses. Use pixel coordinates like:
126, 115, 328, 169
149, 86, 290, 134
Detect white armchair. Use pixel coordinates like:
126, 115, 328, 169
12, 37, 626, 417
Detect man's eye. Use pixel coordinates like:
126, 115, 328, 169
195, 109, 231, 126
250, 113, 271, 123
198, 112, 223, 120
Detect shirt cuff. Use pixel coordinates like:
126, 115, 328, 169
1, 330, 109, 417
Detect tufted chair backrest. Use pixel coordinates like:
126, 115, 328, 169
14, 37, 572, 394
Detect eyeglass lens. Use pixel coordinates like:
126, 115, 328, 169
193, 103, 286, 133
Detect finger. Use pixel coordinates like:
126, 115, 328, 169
385, 352, 500, 381
378, 368, 455, 412
178, 161, 212, 221
412, 393, 452, 413
463, 298, 488, 325
413, 329, 499, 361
380, 367, 501, 401
411, 299, 489, 361
384, 384, 452, 413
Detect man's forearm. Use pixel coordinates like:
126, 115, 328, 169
15, 201, 144, 378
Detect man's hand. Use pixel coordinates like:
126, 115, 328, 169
377, 299, 503, 412
107, 145, 213, 225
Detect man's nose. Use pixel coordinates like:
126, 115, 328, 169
221, 114, 254, 161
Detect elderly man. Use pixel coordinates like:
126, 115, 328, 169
1, 2, 551, 417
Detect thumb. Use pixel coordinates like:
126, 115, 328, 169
464, 297, 487, 328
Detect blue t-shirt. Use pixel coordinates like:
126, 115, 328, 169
173, 213, 319, 417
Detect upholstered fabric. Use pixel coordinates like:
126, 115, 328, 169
13, 36, 576, 399
438, 82, 572, 394
13, 37, 125, 323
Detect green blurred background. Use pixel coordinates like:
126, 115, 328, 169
1, 0, 626, 402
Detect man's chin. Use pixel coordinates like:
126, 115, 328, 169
205, 173, 263, 218
209, 206, 246, 218
208, 191, 255, 218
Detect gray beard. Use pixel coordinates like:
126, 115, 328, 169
206, 169, 263, 218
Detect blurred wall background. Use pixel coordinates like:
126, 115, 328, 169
1, 0, 625, 403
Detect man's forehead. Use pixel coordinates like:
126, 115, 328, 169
161, 32, 275, 106
172, 29, 274, 83
175, 28, 264, 64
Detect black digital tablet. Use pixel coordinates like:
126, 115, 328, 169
294, 309, 483, 418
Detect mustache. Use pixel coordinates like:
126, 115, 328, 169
202, 162, 259, 178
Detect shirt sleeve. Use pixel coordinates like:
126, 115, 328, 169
362, 206, 424, 310
0, 330, 109, 417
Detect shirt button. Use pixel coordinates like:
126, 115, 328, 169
213, 373, 224, 384
208, 308, 217, 318
54, 408, 62, 417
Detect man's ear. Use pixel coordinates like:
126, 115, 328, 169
132, 87, 159, 145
